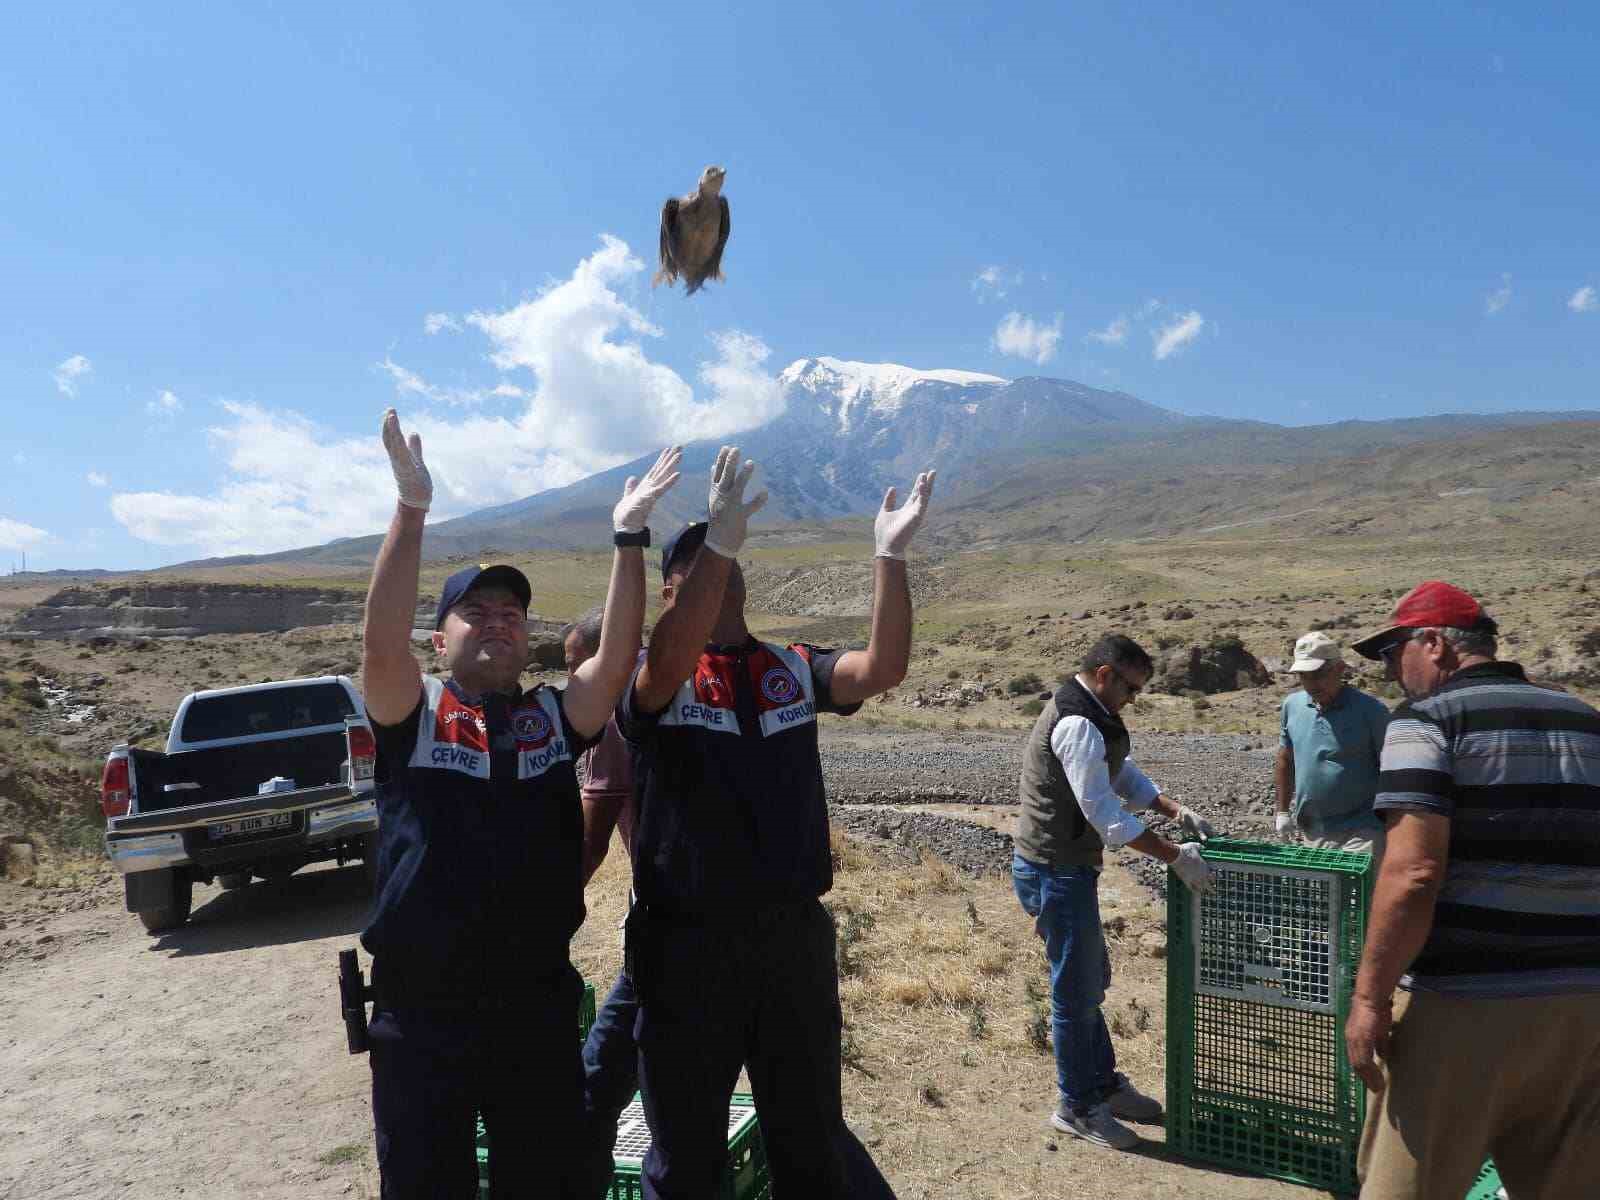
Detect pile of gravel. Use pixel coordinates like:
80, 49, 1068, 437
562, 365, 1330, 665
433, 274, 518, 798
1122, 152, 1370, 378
828, 805, 1013, 877
821, 728, 1282, 898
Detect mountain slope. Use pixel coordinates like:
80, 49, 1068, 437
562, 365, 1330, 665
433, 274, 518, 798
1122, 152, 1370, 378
164, 358, 1600, 569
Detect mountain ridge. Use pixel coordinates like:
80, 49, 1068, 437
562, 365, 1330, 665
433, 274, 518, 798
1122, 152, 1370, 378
160, 358, 1600, 570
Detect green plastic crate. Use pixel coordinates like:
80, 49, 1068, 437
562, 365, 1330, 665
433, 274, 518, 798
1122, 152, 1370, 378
579, 980, 596, 1043
1465, 1160, 1505, 1200
606, 1093, 769, 1200
476, 1093, 770, 1200
1167, 839, 1374, 1195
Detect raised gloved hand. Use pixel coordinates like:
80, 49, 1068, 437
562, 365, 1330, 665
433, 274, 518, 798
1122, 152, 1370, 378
1171, 842, 1214, 895
1177, 805, 1217, 841
613, 446, 682, 533
1274, 812, 1296, 843
382, 409, 432, 511
703, 445, 768, 559
874, 470, 937, 560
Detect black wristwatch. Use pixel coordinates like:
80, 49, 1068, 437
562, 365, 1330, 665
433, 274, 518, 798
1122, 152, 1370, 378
613, 528, 650, 548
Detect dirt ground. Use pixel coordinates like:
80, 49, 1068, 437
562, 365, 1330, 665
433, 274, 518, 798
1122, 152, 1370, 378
1, 819, 1317, 1200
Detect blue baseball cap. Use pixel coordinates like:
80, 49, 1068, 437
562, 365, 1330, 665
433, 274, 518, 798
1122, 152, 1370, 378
434, 564, 532, 629
660, 522, 709, 580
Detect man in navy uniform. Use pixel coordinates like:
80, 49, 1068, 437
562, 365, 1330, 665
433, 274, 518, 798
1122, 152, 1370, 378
359, 410, 679, 1198
619, 446, 933, 1199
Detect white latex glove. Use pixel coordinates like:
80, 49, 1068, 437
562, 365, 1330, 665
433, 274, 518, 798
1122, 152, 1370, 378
382, 409, 432, 511
1171, 843, 1214, 896
1177, 805, 1217, 841
874, 470, 937, 560
703, 445, 767, 559
613, 446, 682, 533
1274, 812, 1296, 842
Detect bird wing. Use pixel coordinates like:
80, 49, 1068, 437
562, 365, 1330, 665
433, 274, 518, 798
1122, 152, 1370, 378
654, 197, 680, 287
702, 195, 731, 282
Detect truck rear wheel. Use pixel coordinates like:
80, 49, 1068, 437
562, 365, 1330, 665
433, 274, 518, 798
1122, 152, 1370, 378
137, 878, 193, 933
217, 872, 251, 891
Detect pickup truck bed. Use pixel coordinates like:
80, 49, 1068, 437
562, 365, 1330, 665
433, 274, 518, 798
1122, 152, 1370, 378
126, 731, 349, 813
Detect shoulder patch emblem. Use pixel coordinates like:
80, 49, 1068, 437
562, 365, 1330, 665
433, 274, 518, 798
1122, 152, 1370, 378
513, 707, 552, 742
760, 666, 801, 705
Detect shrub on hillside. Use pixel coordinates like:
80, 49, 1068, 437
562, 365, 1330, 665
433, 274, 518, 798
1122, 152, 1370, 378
1006, 672, 1044, 696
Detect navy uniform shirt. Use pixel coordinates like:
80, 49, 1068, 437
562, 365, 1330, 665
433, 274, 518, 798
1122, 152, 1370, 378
618, 638, 860, 915
361, 674, 600, 1007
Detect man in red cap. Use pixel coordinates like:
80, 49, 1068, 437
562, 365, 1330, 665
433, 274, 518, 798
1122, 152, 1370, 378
1346, 581, 1600, 1199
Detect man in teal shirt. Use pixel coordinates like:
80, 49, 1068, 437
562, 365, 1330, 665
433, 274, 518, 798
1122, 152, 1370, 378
1274, 631, 1390, 854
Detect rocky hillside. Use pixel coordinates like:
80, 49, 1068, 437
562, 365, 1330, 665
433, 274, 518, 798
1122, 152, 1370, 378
10, 584, 367, 638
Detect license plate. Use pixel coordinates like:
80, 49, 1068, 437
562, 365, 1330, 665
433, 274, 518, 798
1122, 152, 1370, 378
208, 812, 294, 840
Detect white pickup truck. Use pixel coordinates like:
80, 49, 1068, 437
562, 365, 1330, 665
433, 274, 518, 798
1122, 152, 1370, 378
100, 676, 379, 933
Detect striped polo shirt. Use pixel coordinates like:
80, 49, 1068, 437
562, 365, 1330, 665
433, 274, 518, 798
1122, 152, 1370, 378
1374, 661, 1600, 998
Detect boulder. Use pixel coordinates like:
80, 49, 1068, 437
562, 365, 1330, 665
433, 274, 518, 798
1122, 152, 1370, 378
1151, 636, 1271, 695
2, 838, 37, 882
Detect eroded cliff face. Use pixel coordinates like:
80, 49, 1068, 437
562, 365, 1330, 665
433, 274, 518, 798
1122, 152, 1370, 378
11, 585, 367, 637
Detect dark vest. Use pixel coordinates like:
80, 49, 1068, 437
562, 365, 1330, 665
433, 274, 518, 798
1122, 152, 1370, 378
361, 676, 587, 1007
1014, 677, 1132, 869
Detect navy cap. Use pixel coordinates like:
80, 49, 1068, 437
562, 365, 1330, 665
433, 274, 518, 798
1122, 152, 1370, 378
660, 522, 709, 581
434, 564, 532, 629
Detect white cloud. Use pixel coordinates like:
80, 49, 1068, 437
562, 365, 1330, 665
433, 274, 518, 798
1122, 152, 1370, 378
992, 311, 1063, 366
53, 354, 92, 396
12, 453, 25, 466
1569, 285, 1597, 314
146, 390, 183, 418
1485, 273, 1512, 315
86, 471, 109, 487
424, 312, 462, 335
1152, 310, 1205, 360
1086, 316, 1130, 346
377, 359, 527, 408
110, 235, 785, 557
0, 517, 51, 551
971, 265, 1022, 303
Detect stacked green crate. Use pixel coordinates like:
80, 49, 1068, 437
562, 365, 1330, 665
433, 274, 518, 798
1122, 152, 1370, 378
1167, 839, 1374, 1194
578, 979, 596, 1042
476, 1093, 770, 1200
1464, 1160, 1504, 1200
607, 1093, 769, 1200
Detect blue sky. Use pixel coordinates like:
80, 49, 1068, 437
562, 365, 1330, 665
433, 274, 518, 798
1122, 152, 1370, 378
3, 3, 1596, 570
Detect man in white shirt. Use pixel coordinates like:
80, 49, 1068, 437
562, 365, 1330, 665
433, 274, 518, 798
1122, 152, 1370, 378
1013, 634, 1215, 1151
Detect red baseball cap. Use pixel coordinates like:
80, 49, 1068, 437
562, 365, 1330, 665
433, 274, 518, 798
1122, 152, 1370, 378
1352, 581, 1493, 660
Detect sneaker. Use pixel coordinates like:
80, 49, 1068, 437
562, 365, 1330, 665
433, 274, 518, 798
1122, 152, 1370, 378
1050, 1101, 1140, 1151
1105, 1073, 1163, 1122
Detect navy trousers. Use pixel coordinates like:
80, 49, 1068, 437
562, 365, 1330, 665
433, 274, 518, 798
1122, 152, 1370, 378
629, 899, 897, 1200
370, 965, 612, 1200
583, 968, 643, 1137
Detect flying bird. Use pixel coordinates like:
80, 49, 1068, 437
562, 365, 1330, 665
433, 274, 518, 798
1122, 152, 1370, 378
654, 165, 730, 295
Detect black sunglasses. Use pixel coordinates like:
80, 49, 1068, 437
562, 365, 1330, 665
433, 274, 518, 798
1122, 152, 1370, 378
1112, 667, 1145, 697
1377, 630, 1419, 666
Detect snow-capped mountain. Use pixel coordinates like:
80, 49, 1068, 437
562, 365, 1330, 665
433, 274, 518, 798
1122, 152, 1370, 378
204, 359, 1200, 564
777, 357, 1009, 436
431, 357, 1191, 539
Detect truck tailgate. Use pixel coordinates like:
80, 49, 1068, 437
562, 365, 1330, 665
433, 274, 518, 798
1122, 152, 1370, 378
107, 783, 354, 835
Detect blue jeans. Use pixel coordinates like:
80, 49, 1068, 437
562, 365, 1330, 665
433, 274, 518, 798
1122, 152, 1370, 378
1012, 851, 1116, 1113
583, 968, 641, 1139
